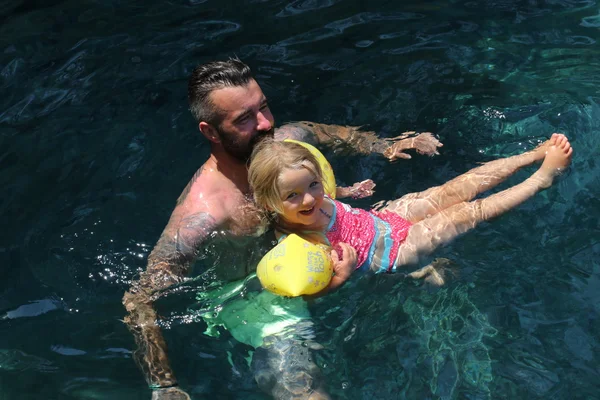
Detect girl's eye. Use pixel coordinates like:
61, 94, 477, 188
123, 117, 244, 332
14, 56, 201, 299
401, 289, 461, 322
286, 192, 297, 200
309, 181, 320, 188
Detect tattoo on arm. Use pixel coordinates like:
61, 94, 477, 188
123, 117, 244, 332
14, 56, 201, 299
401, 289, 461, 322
123, 211, 218, 388
141, 212, 217, 292
277, 121, 388, 155
175, 213, 217, 257
275, 123, 319, 145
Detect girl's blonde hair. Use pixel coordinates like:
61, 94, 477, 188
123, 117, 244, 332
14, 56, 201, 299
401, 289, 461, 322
248, 138, 323, 215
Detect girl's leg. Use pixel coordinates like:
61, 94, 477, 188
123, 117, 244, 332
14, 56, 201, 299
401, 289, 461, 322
382, 134, 564, 223
395, 139, 572, 267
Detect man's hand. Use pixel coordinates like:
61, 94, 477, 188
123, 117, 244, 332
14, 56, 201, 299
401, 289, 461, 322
383, 132, 443, 161
336, 179, 376, 199
152, 386, 191, 400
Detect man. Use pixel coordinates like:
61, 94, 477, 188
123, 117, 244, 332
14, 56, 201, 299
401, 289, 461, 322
122, 58, 443, 399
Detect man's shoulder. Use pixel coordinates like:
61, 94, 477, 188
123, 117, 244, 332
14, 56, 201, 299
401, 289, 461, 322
179, 180, 230, 212
173, 183, 259, 238
178, 162, 230, 201
172, 197, 224, 228
174, 172, 231, 224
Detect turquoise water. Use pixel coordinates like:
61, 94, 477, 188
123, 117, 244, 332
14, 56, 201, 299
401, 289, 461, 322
1, 0, 599, 398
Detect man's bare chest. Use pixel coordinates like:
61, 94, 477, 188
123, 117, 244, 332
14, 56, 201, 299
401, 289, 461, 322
222, 194, 264, 236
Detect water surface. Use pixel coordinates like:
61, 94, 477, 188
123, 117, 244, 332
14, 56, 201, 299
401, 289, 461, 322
1, 0, 599, 398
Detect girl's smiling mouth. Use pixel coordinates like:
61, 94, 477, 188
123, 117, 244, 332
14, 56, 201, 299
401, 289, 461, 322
299, 206, 315, 215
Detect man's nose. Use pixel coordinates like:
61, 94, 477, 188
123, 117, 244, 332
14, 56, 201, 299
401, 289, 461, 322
256, 111, 272, 131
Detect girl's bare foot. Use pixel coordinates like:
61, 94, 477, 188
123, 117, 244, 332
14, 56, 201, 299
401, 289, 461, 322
531, 133, 566, 162
535, 136, 573, 188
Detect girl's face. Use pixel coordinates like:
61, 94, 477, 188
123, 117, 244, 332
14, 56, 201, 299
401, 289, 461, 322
277, 164, 324, 227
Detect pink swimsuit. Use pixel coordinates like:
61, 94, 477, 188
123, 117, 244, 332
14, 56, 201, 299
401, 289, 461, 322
324, 198, 412, 273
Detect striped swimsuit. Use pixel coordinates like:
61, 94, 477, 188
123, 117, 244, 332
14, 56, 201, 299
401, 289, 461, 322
324, 198, 412, 273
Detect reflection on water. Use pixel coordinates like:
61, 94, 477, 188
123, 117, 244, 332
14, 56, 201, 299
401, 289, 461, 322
1, 0, 599, 398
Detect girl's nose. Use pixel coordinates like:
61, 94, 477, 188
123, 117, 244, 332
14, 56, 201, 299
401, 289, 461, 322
302, 192, 315, 207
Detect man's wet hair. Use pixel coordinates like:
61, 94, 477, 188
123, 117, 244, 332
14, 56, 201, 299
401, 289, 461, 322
188, 57, 253, 125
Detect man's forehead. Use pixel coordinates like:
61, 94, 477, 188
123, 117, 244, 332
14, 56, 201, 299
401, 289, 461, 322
209, 79, 265, 111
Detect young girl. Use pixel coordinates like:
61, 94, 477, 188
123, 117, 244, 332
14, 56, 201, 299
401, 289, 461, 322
248, 134, 573, 285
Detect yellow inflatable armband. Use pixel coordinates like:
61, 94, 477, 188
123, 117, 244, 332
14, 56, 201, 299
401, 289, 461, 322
256, 234, 333, 297
284, 139, 336, 199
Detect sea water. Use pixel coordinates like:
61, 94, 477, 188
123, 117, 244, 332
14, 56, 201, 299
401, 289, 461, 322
1, 0, 599, 398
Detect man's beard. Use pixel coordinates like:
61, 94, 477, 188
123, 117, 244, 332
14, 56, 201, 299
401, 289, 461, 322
217, 126, 274, 162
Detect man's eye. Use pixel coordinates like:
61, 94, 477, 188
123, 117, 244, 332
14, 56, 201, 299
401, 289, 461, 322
260, 103, 269, 111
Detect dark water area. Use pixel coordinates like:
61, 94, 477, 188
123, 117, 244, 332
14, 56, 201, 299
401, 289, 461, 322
1, 0, 600, 399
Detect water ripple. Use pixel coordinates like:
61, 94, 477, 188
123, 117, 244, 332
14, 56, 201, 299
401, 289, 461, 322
278, 12, 425, 46
276, 0, 344, 17
385, 40, 450, 55
0, 349, 58, 372
1, 0, 600, 398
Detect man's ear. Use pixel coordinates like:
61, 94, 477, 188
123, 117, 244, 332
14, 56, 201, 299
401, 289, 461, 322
199, 121, 221, 144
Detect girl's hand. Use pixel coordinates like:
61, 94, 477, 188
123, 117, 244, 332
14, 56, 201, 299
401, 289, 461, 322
305, 243, 357, 298
330, 242, 357, 285
336, 179, 376, 199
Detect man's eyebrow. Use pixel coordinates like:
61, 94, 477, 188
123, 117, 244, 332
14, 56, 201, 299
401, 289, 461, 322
232, 108, 252, 123
232, 98, 268, 123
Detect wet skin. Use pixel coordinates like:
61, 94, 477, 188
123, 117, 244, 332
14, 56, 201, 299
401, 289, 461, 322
122, 77, 445, 398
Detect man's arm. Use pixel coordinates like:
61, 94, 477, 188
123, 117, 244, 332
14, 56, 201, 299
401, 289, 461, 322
275, 121, 442, 161
123, 207, 219, 396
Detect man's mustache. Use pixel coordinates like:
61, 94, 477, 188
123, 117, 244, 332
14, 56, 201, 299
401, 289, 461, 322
250, 127, 275, 147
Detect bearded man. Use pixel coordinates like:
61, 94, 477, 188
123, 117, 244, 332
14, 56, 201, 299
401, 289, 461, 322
123, 58, 443, 399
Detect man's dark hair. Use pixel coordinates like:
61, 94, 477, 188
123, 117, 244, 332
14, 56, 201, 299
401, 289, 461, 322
188, 58, 254, 125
